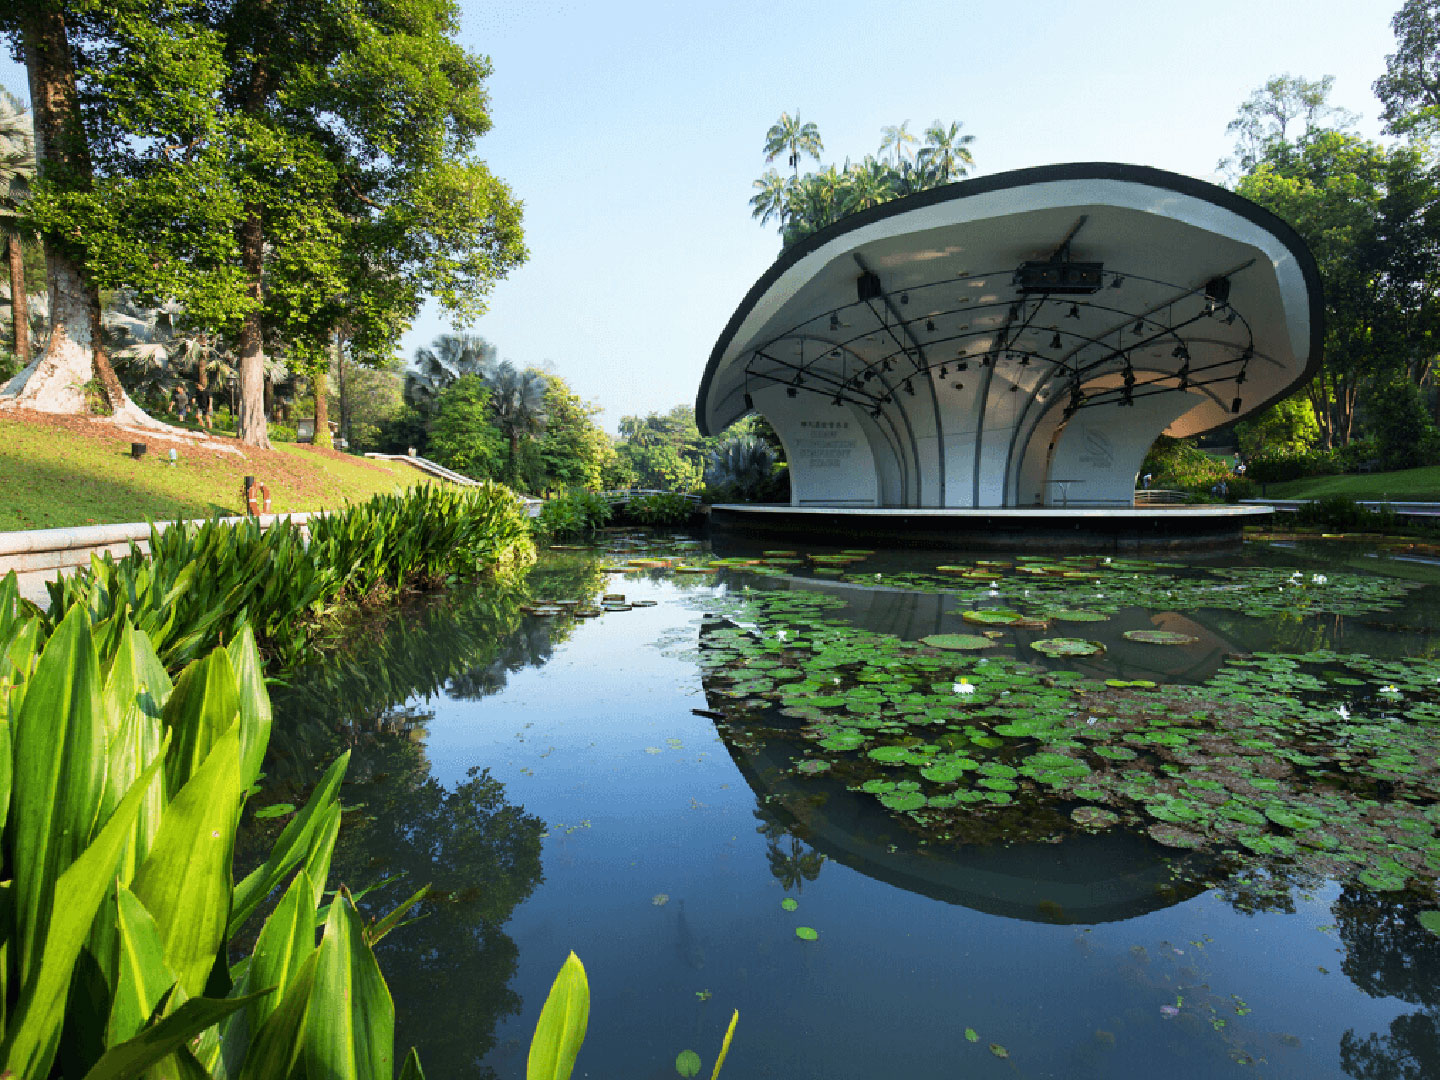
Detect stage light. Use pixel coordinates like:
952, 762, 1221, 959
1232, 397, 1243, 413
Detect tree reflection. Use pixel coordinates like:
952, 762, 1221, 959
1335, 887, 1440, 1080
754, 809, 824, 893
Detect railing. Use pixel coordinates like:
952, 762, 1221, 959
1133, 488, 1187, 505
365, 453, 478, 487
598, 489, 703, 505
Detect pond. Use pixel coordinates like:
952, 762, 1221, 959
245, 532, 1440, 1080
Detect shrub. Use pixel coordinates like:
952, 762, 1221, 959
705, 434, 778, 501
617, 491, 697, 526
535, 489, 612, 543
268, 422, 297, 442
1292, 495, 1398, 530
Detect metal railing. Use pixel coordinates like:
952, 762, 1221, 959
598, 489, 703, 505
1133, 488, 1188, 505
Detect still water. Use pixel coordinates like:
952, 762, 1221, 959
250, 535, 1440, 1079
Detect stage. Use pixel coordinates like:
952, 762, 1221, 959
707, 503, 1272, 553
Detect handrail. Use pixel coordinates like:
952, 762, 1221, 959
364, 452, 479, 487
597, 489, 703, 505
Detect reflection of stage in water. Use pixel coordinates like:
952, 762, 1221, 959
695, 588, 1255, 924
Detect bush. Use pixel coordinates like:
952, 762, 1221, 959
704, 435, 778, 501
1365, 378, 1440, 471
269, 422, 297, 442
534, 489, 613, 543
615, 491, 697, 526
1292, 495, 1398, 530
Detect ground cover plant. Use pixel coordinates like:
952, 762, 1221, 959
691, 555, 1440, 908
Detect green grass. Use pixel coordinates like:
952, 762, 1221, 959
0, 415, 432, 531
1263, 465, 1440, 502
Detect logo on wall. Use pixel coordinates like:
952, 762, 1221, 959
1076, 428, 1114, 469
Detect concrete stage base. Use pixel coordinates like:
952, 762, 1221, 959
707, 504, 1273, 553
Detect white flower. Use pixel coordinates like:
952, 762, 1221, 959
1380, 685, 1401, 697
776, 629, 787, 641
953, 679, 976, 695
987, 589, 1000, 598
1312, 574, 1328, 585
1336, 704, 1351, 720
875, 573, 882, 579
1086, 716, 1098, 725
1102, 557, 1112, 564
832, 677, 840, 685
989, 581, 999, 588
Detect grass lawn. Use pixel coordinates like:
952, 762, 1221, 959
1263, 464, 1440, 502
0, 410, 432, 531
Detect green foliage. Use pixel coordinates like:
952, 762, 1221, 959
428, 374, 506, 480
1235, 395, 1319, 458
532, 375, 617, 492
1363, 376, 1440, 471
534, 490, 612, 544
1140, 438, 1232, 491
1292, 496, 1399, 530
704, 434, 781, 502
0, 580, 418, 1079
617, 492, 698, 527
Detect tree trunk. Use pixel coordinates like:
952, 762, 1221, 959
235, 210, 270, 448
312, 331, 336, 449
336, 329, 348, 447
1, 3, 170, 432
6, 234, 27, 364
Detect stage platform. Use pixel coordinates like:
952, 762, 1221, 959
707, 503, 1272, 553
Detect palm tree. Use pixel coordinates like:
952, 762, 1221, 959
749, 168, 792, 231
0, 89, 36, 368
405, 332, 498, 415
843, 156, 895, 214
483, 360, 548, 483
763, 111, 823, 177
879, 120, 918, 167
917, 119, 976, 185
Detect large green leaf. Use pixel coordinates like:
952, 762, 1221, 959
100, 624, 170, 884
217, 869, 318, 1080
399, 1049, 426, 1080
106, 887, 178, 1048
526, 952, 590, 1080
161, 647, 240, 798
304, 889, 395, 1080
236, 952, 316, 1080
2, 740, 167, 1080
82, 993, 265, 1080
226, 625, 271, 793
10, 605, 109, 985
132, 721, 242, 998
230, 752, 348, 937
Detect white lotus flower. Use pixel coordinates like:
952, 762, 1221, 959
953, 679, 976, 695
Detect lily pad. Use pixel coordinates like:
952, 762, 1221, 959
962, 610, 1024, 626
1030, 638, 1105, 657
1417, 911, 1440, 937
1071, 806, 1119, 830
1123, 630, 1200, 645
920, 634, 996, 651
782, 898, 799, 912
675, 1050, 702, 1077
1147, 824, 1206, 849
795, 926, 819, 941
795, 759, 831, 775
1048, 609, 1109, 622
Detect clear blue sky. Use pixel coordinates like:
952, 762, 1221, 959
0, 1, 1400, 430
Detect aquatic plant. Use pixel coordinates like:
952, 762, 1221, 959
534, 489, 613, 542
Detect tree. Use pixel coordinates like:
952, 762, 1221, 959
531, 373, 615, 491
484, 361, 548, 485
427, 374, 505, 480
1235, 395, 1320, 459
763, 111, 822, 177
1376, 0, 1440, 137
1221, 73, 1357, 176
879, 120, 918, 166
0, 87, 34, 368
918, 119, 975, 185
405, 332, 498, 416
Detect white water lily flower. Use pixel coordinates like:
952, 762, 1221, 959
1312, 574, 1328, 585
875, 573, 882, 579
776, 629, 787, 640
1380, 685, 1402, 697
987, 589, 1001, 598
1336, 704, 1351, 720
953, 679, 976, 695
1103, 557, 1112, 564
1086, 716, 1098, 725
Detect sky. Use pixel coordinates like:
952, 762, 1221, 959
0, 0, 1404, 431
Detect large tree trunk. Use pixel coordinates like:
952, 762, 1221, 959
235, 210, 270, 448
6, 234, 27, 364
312, 331, 337, 449
1, 3, 174, 433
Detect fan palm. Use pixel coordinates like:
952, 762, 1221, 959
917, 119, 976, 185
763, 111, 823, 177
483, 360, 549, 480
843, 156, 896, 213
0, 88, 36, 367
879, 120, 918, 166
404, 332, 498, 415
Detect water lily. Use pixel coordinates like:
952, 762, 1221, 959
1086, 716, 1098, 726
987, 589, 1001, 598
1380, 684, 1401, 697
776, 629, 787, 640
953, 679, 976, 695
1102, 556, 1112, 564
1312, 574, 1328, 585
874, 573, 882, 579
1159, 1005, 1180, 1019
1336, 704, 1351, 720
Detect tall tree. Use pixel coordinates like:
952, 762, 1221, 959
484, 361, 548, 483
1220, 73, 1357, 176
918, 119, 975, 185
0, 88, 34, 367
763, 111, 822, 178
878, 120, 918, 166
1375, 0, 1440, 137
405, 332, 498, 415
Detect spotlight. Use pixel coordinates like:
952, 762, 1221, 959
786, 386, 797, 398
1018, 355, 1031, 367
831, 394, 844, 406
870, 406, 882, 418
1111, 275, 1124, 289
953, 382, 965, 391
1224, 309, 1238, 325
1178, 365, 1190, 390
1132, 318, 1144, 334
926, 318, 936, 333
830, 348, 841, 358
1049, 332, 1062, 349
1231, 397, 1243, 414
1066, 304, 1080, 319
863, 370, 874, 382
1172, 344, 1189, 359
829, 313, 840, 331
955, 361, 968, 372
1235, 368, 1247, 385
882, 358, 894, 372
1009, 384, 1019, 393
939, 365, 949, 377
743, 392, 753, 410
901, 292, 910, 305
904, 380, 916, 396
1007, 304, 1020, 321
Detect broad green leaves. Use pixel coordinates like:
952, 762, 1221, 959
527, 952, 590, 1080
